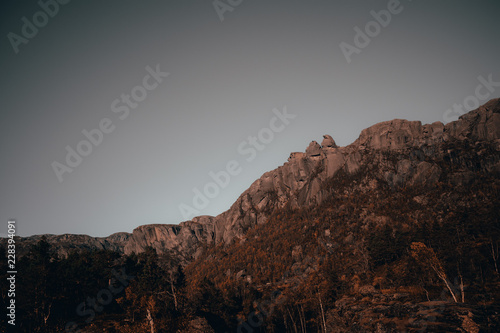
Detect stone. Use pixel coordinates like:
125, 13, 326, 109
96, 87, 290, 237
358, 284, 377, 296
411, 162, 441, 187
321, 134, 337, 148
306, 141, 322, 156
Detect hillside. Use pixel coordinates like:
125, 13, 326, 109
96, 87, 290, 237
1, 98, 500, 332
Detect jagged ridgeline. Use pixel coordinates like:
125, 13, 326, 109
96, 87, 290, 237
2, 99, 499, 332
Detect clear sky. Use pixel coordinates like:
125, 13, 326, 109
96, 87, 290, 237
1, 0, 499, 237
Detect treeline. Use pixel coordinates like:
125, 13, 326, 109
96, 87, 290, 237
0, 242, 189, 332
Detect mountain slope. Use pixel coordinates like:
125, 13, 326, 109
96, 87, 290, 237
3, 98, 500, 332
124, 97, 500, 258
181, 98, 500, 332
5, 99, 500, 262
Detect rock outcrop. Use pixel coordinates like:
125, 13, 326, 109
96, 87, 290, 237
327, 293, 492, 332
123, 215, 216, 259
321, 134, 337, 148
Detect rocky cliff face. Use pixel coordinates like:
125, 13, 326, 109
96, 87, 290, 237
122, 215, 216, 258
6, 99, 500, 260
205, 98, 500, 247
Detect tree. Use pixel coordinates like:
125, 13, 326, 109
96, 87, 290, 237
410, 242, 459, 302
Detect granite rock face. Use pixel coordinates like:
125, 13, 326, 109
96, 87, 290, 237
354, 98, 500, 149
6, 99, 500, 260
123, 216, 216, 259
444, 98, 500, 142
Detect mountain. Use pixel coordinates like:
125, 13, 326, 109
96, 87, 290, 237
3, 98, 500, 332
178, 98, 500, 332
6, 98, 500, 259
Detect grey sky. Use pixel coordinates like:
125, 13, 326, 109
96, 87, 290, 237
1, 0, 499, 237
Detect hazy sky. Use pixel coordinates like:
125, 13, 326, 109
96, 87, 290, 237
1, 0, 499, 237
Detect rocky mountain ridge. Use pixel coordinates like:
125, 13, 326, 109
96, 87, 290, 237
6, 98, 500, 262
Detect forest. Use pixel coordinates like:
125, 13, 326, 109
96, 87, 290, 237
1, 163, 499, 332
